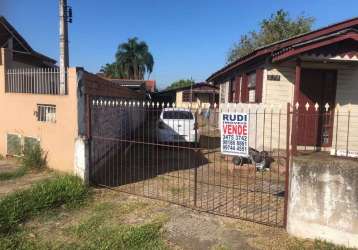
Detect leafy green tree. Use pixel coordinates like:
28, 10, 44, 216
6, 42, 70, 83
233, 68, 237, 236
166, 79, 195, 90
100, 37, 154, 80
227, 10, 315, 63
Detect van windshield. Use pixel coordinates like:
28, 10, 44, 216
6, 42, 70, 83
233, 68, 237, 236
163, 111, 194, 120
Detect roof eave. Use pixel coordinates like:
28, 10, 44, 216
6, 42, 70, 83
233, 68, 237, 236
207, 17, 358, 82
0, 16, 57, 65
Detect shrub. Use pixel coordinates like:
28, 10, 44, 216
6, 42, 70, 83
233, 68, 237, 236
21, 144, 47, 170
0, 154, 4, 160
0, 175, 88, 234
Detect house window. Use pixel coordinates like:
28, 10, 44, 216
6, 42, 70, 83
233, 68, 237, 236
229, 78, 235, 102
182, 91, 197, 102
37, 104, 56, 123
237, 76, 242, 103
248, 72, 256, 103
6, 134, 40, 156
6, 134, 22, 156
220, 84, 226, 103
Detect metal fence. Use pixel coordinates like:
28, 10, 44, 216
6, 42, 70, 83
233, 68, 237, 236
291, 102, 358, 157
89, 99, 290, 227
5, 68, 62, 95
86, 98, 358, 228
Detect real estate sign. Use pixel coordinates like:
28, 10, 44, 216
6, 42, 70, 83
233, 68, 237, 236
220, 112, 249, 156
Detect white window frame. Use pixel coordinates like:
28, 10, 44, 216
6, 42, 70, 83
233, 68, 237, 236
247, 72, 256, 103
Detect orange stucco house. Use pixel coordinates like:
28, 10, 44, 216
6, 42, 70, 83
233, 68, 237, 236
0, 16, 143, 178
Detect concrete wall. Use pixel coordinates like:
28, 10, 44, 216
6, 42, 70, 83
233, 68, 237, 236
287, 155, 358, 248
0, 48, 79, 173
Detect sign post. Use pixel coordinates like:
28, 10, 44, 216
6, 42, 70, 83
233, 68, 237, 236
221, 112, 249, 156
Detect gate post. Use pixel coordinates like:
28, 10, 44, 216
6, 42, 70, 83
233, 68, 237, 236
193, 109, 199, 207
85, 94, 92, 184
284, 102, 291, 228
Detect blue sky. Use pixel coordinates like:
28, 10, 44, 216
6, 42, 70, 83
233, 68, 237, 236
1, 0, 358, 89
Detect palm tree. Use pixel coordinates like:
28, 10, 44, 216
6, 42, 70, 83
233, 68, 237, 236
100, 63, 127, 78
115, 37, 154, 80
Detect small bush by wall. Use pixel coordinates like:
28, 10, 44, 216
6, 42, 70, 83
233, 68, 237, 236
0, 175, 88, 234
21, 143, 47, 170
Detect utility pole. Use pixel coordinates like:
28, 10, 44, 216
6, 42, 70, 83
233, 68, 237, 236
59, 0, 71, 95
190, 77, 193, 104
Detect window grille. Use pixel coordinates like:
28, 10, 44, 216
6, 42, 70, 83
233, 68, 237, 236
37, 104, 56, 123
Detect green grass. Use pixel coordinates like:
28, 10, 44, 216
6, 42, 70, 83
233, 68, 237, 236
0, 166, 27, 181
212, 244, 231, 250
289, 239, 357, 250
0, 175, 88, 234
72, 219, 168, 250
63, 200, 168, 250
0, 200, 168, 250
0, 176, 169, 250
313, 239, 356, 250
0, 220, 168, 250
169, 186, 186, 196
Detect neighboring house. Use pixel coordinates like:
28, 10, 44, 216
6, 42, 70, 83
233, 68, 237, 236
0, 16, 56, 68
0, 17, 143, 176
156, 82, 219, 108
207, 17, 358, 153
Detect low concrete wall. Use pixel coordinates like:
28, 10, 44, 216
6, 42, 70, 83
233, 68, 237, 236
74, 136, 89, 184
287, 155, 358, 248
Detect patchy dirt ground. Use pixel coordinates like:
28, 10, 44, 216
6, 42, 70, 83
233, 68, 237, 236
0, 159, 18, 174
22, 188, 315, 250
0, 159, 55, 197
0, 159, 346, 250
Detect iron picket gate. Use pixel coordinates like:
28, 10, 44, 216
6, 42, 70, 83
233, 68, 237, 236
88, 97, 290, 228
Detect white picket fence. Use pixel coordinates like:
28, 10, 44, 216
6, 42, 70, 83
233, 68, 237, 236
5, 68, 62, 95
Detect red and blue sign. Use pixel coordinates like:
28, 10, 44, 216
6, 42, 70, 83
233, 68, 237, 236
221, 113, 249, 156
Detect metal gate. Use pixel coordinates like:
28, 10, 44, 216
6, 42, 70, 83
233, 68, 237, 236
88, 98, 290, 228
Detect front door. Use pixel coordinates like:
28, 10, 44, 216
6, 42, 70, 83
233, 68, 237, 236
297, 69, 337, 147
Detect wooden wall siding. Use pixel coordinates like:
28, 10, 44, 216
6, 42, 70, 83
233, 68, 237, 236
263, 65, 295, 105
219, 81, 229, 104
331, 66, 358, 152
215, 60, 358, 153
263, 62, 358, 153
